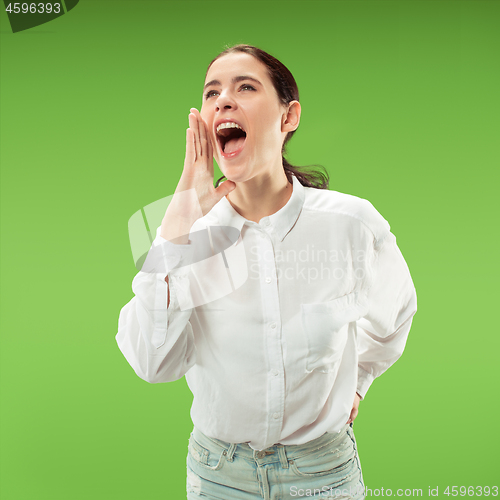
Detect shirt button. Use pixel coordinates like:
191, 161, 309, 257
260, 233, 266, 239
270, 322, 276, 329
263, 219, 270, 227
265, 277, 271, 284
273, 412, 280, 419
271, 369, 279, 377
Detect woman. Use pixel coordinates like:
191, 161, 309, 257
116, 44, 417, 499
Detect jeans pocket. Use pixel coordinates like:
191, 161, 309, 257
188, 433, 226, 471
289, 436, 355, 478
301, 291, 365, 374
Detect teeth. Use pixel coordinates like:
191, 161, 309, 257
216, 122, 244, 134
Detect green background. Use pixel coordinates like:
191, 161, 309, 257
1, 1, 499, 498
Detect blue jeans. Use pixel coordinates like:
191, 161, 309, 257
186, 424, 365, 499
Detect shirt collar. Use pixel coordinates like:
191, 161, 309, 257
210, 175, 305, 242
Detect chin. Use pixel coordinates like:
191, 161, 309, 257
218, 161, 250, 184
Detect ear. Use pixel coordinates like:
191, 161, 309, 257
282, 101, 301, 133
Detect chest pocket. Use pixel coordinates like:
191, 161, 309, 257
301, 291, 366, 374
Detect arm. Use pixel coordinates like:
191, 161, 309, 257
116, 108, 235, 384
116, 234, 196, 383
356, 231, 417, 399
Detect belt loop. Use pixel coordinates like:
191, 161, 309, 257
226, 443, 237, 462
278, 445, 289, 469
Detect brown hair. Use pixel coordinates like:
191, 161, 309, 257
208, 44, 329, 190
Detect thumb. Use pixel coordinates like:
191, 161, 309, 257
214, 179, 236, 199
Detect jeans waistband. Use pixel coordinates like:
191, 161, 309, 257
192, 425, 351, 465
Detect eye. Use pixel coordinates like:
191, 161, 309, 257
204, 89, 219, 99
240, 84, 256, 92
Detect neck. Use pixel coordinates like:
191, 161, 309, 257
226, 168, 293, 223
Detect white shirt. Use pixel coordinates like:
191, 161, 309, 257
116, 175, 417, 451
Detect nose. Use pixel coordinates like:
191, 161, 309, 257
215, 90, 237, 112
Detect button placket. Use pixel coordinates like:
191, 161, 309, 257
255, 225, 285, 446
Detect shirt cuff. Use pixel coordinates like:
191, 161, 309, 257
356, 366, 375, 400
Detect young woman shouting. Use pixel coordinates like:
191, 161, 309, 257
116, 44, 417, 500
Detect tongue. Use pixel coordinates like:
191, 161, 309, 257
224, 137, 245, 154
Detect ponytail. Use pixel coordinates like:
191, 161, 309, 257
282, 157, 329, 190
215, 159, 329, 190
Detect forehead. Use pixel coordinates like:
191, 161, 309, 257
205, 52, 271, 85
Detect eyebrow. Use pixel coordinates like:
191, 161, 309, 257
203, 75, 262, 91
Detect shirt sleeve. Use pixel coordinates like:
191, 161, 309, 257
115, 228, 196, 384
356, 231, 417, 399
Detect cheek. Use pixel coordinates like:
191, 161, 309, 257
256, 116, 283, 146
200, 102, 213, 121
200, 109, 211, 124
200, 110, 215, 141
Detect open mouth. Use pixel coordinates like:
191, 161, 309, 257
216, 122, 247, 157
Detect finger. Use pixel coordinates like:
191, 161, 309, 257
190, 108, 202, 160
197, 112, 209, 160
346, 405, 358, 425
207, 127, 215, 175
188, 113, 197, 162
207, 118, 216, 175
214, 179, 236, 199
188, 112, 200, 161
185, 128, 195, 170
195, 109, 209, 161
350, 407, 359, 422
